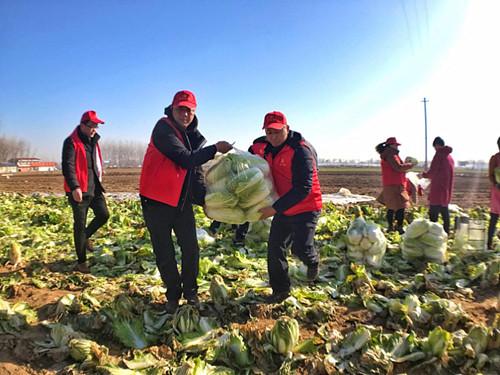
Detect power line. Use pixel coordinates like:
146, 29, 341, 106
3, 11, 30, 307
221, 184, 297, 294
421, 97, 429, 169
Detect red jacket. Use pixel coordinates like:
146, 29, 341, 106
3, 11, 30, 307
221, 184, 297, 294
251, 133, 322, 216
63, 128, 103, 193
380, 148, 411, 186
489, 152, 500, 185
139, 118, 187, 206
423, 146, 455, 205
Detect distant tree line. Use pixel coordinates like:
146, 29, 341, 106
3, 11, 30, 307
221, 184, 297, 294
0, 135, 33, 162
101, 140, 146, 168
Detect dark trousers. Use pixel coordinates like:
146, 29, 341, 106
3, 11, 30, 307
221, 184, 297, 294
68, 193, 109, 263
267, 211, 320, 293
387, 209, 405, 229
141, 197, 199, 302
488, 213, 499, 249
429, 205, 450, 234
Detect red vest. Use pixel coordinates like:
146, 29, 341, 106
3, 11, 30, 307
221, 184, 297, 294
381, 154, 407, 186
64, 127, 103, 193
139, 118, 187, 206
251, 141, 322, 216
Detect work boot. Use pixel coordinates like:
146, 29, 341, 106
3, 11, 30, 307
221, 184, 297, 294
232, 237, 245, 247
264, 290, 290, 304
185, 295, 200, 308
207, 221, 221, 236
164, 300, 179, 314
307, 263, 319, 282
75, 262, 90, 274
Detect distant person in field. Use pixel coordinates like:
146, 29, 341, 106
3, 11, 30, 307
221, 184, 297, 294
139, 90, 233, 314
420, 136, 454, 234
487, 136, 500, 249
376, 137, 415, 234
253, 111, 322, 304
62, 110, 110, 274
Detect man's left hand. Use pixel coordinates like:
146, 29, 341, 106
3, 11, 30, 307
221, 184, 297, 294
259, 206, 276, 219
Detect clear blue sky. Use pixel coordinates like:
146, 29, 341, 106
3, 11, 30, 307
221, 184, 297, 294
1, 0, 498, 162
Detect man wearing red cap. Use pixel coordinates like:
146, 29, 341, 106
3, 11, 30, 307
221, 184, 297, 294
139, 90, 233, 313
376, 137, 415, 234
62, 110, 110, 273
250, 111, 322, 303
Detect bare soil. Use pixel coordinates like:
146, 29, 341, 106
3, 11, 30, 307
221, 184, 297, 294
0, 167, 492, 208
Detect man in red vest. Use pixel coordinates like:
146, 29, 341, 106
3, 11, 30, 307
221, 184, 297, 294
139, 90, 233, 314
62, 110, 110, 273
252, 111, 323, 303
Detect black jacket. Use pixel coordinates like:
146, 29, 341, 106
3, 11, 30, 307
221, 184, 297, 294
62, 126, 104, 196
252, 131, 317, 213
150, 106, 216, 207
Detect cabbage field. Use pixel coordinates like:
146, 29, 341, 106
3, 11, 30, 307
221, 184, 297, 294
0, 193, 499, 374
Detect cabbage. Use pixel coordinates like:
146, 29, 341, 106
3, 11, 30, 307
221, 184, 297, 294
400, 244, 424, 260
215, 330, 253, 369
204, 151, 277, 224
402, 219, 448, 263
404, 218, 429, 239
422, 327, 452, 358
205, 206, 246, 225
210, 275, 229, 310
227, 167, 263, 193
205, 158, 233, 186
245, 195, 275, 223
205, 191, 238, 209
238, 179, 273, 209
346, 218, 386, 268
173, 305, 200, 335
269, 316, 299, 354
347, 228, 362, 245
405, 156, 418, 165
339, 326, 371, 357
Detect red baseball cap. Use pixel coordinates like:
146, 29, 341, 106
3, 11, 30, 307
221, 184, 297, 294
172, 90, 197, 109
386, 137, 401, 146
263, 111, 287, 129
81, 110, 105, 124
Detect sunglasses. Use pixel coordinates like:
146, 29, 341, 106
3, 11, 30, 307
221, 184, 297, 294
84, 122, 99, 129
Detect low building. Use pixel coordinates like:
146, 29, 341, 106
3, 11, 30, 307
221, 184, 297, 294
8, 157, 58, 172
0, 162, 17, 174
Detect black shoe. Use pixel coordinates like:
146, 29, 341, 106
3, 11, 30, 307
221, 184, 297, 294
232, 237, 245, 246
186, 295, 200, 308
264, 290, 290, 304
396, 226, 405, 235
208, 222, 221, 236
165, 300, 179, 314
307, 264, 319, 282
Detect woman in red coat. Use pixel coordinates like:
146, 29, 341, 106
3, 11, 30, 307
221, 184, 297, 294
487, 136, 500, 249
421, 137, 454, 234
376, 137, 415, 234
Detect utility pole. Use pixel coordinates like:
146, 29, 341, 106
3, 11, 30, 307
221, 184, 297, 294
422, 97, 429, 169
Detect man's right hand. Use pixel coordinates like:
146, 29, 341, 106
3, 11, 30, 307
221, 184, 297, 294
72, 188, 83, 202
215, 141, 233, 154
